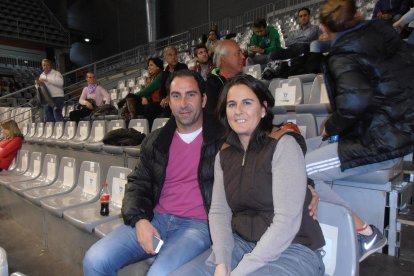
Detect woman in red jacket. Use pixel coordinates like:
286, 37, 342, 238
0, 120, 24, 171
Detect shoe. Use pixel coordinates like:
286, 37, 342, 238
357, 225, 387, 262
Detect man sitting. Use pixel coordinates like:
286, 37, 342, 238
191, 44, 215, 81
247, 18, 282, 69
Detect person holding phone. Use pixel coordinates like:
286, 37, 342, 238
173, 75, 325, 275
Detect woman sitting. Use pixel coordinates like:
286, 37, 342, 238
69, 72, 111, 122
0, 120, 24, 172
173, 75, 325, 276
119, 57, 164, 126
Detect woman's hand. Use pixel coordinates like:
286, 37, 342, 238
393, 19, 405, 33
214, 264, 230, 276
307, 185, 320, 220
160, 97, 169, 108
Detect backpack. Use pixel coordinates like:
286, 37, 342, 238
103, 128, 146, 146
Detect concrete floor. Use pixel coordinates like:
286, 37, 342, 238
1, 200, 414, 275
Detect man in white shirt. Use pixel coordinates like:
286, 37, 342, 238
35, 59, 64, 122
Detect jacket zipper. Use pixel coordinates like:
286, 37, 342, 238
242, 150, 246, 166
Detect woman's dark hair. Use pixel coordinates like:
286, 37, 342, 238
147, 57, 164, 70
320, 0, 361, 32
216, 74, 275, 145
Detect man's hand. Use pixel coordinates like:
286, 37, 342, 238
160, 97, 169, 108
85, 101, 94, 110
141, 97, 149, 105
248, 47, 265, 55
135, 219, 160, 255
380, 13, 392, 20
214, 264, 230, 276
320, 127, 327, 138
307, 185, 320, 220
393, 19, 405, 33
35, 79, 45, 85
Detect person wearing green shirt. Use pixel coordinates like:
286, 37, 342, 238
247, 18, 282, 69
120, 57, 164, 126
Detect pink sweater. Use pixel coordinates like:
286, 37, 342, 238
155, 132, 207, 220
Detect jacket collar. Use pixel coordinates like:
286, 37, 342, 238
154, 110, 224, 153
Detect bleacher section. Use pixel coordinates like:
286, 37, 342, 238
0, 0, 69, 46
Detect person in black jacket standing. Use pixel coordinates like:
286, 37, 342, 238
305, 0, 414, 262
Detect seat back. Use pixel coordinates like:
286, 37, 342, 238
43, 122, 54, 139
57, 157, 77, 189
109, 89, 119, 106
309, 74, 330, 104
295, 104, 331, 135
289, 73, 317, 104
318, 201, 358, 276
21, 122, 29, 137
41, 154, 58, 182
86, 120, 106, 142
106, 166, 132, 207
151, 118, 169, 132
127, 78, 135, 88
243, 64, 262, 79
60, 121, 77, 140
119, 87, 130, 99
79, 161, 101, 197
10, 150, 29, 174
50, 122, 64, 139
34, 122, 45, 138
73, 121, 91, 141
65, 105, 75, 117
129, 119, 149, 135
273, 113, 318, 139
271, 78, 303, 107
108, 120, 125, 132
23, 152, 43, 177
27, 122, 36, 138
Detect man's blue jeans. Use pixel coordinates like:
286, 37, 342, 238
83, 212, 211, 276
43, 97, 64, 122
172, 233, 325, 275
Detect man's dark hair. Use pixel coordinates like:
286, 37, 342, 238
166, 70, 206, 95
216, 74, 275, 144
298, 7, 311, 15
193, 44, 208, 57
253, 18, 267, 29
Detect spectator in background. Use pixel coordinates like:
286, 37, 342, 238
159, 46, 188, 114
119, 58, 164, 126
211, 24, 222, 39
205, 40, 245, 113
69, 72, 111, 123
263, 7, 323, 79
247, 18, 282, 69
205, 30, 219, 58
191, 44, 215, 81
307, 0, 414, 262
394, 7, 414, 44
372, 0, 409, 21
0, 120, 23, 171
35, 59, 64, 122
272, 7, 320, 59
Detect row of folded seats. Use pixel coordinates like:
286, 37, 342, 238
0, 150, 131, 241
2, 148, 358, 276
22, 117, 169, 157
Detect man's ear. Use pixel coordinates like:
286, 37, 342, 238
202, 93, 207, 108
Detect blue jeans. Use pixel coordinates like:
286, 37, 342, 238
172, 234, 325, 275
43, 97, 64, 122
83, 212, 211, 276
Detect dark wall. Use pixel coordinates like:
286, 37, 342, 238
43, 0, 148, 67
42, 0, 282, 67
158, 0, 276, 37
